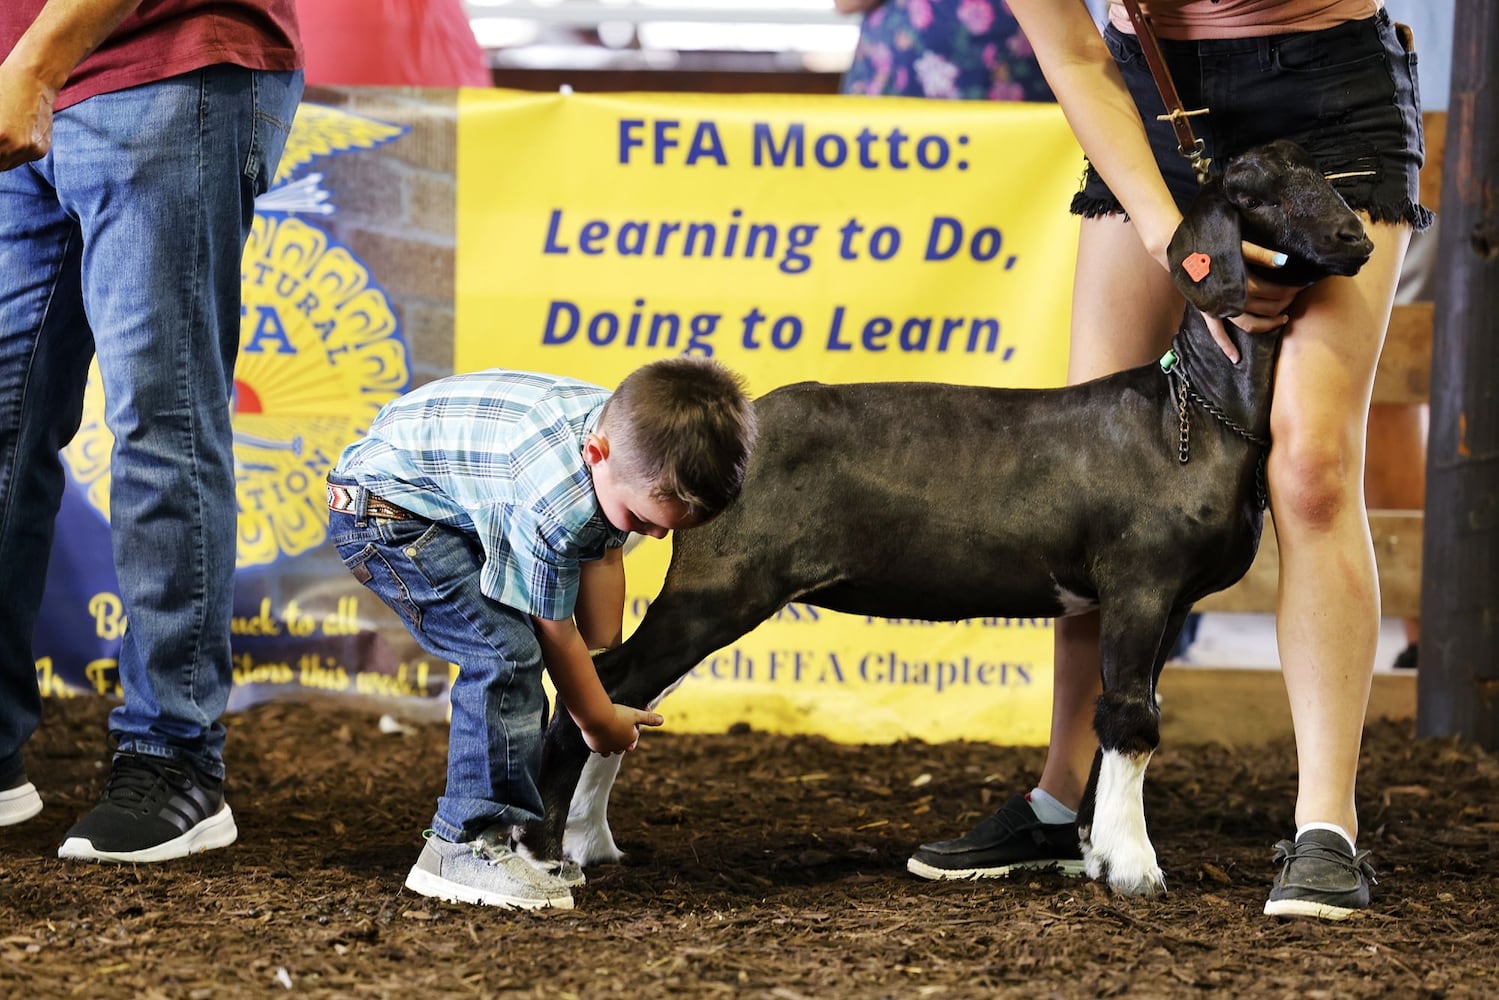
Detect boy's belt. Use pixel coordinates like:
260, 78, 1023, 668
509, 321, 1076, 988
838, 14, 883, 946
326, 483, 417, 521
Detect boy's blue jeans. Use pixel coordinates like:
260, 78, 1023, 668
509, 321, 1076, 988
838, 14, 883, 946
0, 66, 303, 780
327, 480, 551, 842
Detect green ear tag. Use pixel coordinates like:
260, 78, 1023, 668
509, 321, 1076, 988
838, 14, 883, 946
1159, 348, 1178, 372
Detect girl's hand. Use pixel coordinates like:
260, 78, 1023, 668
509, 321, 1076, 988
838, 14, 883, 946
1205, 240, 1304, 362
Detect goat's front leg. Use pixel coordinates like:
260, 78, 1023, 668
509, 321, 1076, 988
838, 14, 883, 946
516, 648, 676, 866
1080, 599, 1183, 896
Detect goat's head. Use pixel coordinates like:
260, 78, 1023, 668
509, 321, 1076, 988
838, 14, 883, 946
1168, 139, 1374, 317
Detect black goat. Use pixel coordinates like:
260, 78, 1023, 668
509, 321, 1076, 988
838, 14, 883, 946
523, 139, 1373, 896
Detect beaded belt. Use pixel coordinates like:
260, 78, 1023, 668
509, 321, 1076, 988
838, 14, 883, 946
326, 483, 416, 521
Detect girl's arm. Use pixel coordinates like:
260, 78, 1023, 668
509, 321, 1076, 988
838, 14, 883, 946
1008, 0, 1297, 355
1007, 0, 1184, 267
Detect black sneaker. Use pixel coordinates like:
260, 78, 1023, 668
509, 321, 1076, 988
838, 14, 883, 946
907, 793, 1084, 881
1, 768, 43, 826
1263, 829, 1376, 920
57, 752, 238, 863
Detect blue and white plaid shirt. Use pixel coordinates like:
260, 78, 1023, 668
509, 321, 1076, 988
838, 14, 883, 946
333, 370, 630, 620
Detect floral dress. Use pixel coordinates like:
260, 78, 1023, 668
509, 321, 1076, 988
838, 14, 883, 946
841, 0, 1054, 102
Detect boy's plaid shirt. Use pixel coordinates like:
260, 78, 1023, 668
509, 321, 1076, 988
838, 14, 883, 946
333, 370, 629, 620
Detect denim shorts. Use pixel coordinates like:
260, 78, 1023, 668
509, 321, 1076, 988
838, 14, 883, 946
1072, 9, 1432, 230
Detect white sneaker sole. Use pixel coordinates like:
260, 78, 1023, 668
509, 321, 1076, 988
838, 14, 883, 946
0, 782, 43, 826
57, 803, 238, 863
1263, 897, 1363, 921
907, 856, 1087, 881
404, 865, 575, 910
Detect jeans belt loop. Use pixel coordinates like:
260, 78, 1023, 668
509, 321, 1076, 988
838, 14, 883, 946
353, 485, 370, 527
326, 479, 372, 527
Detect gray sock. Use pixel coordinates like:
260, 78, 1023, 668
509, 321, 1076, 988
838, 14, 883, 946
1028, 787, 1077, 825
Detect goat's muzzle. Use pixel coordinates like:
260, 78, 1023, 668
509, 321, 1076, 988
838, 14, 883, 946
1326, 229, 1375, 276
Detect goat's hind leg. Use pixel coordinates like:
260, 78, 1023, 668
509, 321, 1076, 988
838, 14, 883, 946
554, 609, 705, 867
529, 573, 785, 865
1081, 600, 1188, 896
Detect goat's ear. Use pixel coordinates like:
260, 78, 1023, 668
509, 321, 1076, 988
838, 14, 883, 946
1168, 189, 1248, 317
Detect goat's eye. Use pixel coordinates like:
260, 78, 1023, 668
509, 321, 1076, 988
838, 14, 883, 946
1240, 196, 1263, 210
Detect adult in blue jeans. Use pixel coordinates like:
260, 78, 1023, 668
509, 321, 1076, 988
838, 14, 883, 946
0, 1, 303, 862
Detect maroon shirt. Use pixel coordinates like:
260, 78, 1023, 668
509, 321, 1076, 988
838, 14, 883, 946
2, 1, 302, 111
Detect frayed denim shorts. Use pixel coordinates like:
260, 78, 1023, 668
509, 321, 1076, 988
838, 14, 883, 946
1072, 8, 1432, 230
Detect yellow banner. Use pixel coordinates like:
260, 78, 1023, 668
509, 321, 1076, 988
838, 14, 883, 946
456, 89, 1082, 744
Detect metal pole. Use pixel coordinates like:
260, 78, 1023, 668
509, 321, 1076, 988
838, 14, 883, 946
1416, 0, 1499, 747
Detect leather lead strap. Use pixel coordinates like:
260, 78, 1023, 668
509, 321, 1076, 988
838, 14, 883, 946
1120, 0, 1211, 186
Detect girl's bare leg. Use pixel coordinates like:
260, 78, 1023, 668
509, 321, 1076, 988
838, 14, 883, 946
1268, 220, 1411, 839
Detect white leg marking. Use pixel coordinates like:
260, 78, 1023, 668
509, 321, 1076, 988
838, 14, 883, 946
559, 673, 686, 867
1087, 749, 1165, 896
562, 753, 625, 865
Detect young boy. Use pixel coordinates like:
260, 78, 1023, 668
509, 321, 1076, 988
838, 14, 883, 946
326, 357, 756, 910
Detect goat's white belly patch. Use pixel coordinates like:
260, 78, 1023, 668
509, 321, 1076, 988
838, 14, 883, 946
1053, 583, 1099, 617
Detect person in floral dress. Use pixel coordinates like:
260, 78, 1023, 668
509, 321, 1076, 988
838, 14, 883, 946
838, 0, 1053, 101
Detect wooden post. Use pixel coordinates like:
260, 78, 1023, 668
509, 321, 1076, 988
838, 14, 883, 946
1416, 3, 1499, 747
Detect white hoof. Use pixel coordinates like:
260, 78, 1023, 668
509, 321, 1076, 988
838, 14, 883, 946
1107, 859, 1167, 897
1082, 839, 1165, 895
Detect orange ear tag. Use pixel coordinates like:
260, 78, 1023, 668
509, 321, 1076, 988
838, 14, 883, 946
1182, 252, 1212, 282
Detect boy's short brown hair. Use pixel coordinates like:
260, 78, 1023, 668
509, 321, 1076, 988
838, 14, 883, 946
597, 358, 757, 520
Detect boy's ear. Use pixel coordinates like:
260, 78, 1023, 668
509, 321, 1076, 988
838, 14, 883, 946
583, 433, 609, 466
1168, 187, 1248, 317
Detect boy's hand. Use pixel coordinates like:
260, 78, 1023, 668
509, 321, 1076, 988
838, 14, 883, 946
578, 703, 664, 756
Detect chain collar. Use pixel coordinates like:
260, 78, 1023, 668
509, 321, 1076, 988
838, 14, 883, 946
1159, 349, 1271, 510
